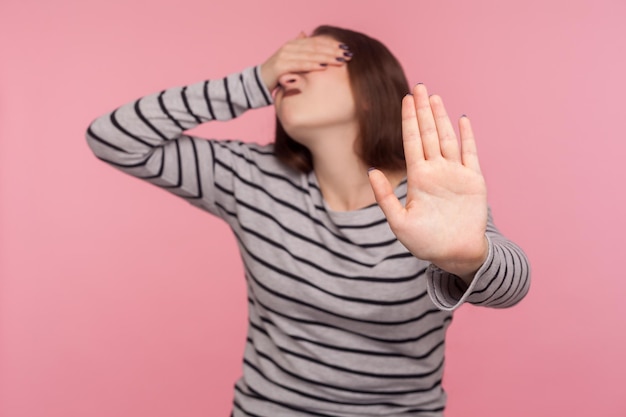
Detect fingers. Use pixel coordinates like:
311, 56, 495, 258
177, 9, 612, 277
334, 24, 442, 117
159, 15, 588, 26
401, 93, 425, 169
289, 35, 352, 68
261, 34, 351, 91
459, 115, 482, 173
429, 94, 461, 163
406, 84, 469, 165
412, 84, 441, 160
368, 169, 404, 224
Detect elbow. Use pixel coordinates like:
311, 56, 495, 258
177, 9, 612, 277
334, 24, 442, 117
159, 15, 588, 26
85, 116, 131, 162
85, 118, 107, 159
516, 267, 532, 305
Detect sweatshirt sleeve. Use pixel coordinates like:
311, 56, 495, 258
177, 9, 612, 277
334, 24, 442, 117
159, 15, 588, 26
426, 208, 531, 311
85, 66, 272, 214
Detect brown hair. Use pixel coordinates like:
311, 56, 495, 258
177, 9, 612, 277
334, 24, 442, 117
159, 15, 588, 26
274, 25, 410, 173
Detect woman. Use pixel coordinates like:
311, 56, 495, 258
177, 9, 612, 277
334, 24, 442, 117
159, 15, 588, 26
87, 25, 529, 417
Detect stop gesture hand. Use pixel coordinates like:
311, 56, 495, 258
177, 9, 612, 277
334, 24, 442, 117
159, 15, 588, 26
369, 84, 489, 283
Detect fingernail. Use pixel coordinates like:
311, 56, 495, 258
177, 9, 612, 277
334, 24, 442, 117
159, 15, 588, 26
343, 51, 353, 57
416, 82, 423, 85
320, 63, 328, 67
336, 57, 346, 63
461, 114, 468, 118
339, 44, 350, 50
367, 167, 376, 175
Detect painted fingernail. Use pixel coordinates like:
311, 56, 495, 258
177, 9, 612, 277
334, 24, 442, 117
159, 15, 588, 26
320, 63, 328, 67
461, 114, 468, 118
343, 51, 353, 57
367, 167, 376, 175
339, 44, 350, 50
336, 57, 346, 63
416, 82, 424, 85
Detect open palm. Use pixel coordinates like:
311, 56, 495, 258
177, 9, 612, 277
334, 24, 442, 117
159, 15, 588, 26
369, 84, 488, 279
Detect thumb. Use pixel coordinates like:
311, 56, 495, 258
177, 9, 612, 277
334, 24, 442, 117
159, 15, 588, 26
368, 168, 404, 223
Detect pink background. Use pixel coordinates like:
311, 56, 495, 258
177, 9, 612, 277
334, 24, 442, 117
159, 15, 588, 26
1, 0, 625, 416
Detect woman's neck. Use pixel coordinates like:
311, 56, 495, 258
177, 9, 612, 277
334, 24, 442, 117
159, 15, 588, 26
314, 157, 374, 212
310, 142, 405, 212
294, 123, 404, 212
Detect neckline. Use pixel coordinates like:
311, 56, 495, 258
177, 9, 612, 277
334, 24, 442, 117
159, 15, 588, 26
307, 171, 408, 221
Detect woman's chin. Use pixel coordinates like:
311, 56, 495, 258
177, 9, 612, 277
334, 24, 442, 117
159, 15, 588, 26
283, 129, 311, 147
279, 119, 312, 140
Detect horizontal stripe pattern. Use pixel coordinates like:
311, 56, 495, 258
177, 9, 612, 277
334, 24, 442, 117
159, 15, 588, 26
86, 66, 530, 417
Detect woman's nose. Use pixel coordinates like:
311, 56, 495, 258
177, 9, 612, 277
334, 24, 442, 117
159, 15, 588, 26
277, 73, 300, 88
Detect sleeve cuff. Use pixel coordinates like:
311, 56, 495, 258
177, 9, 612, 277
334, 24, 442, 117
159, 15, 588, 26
240, 65, 274, 108
426, 234, 495, 311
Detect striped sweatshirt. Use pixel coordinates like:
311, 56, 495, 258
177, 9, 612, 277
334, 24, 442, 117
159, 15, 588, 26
86, 65, 530, 417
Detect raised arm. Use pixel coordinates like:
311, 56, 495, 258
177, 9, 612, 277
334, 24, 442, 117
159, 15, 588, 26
85, 66, 272, 204
369, 83, 530, 310
86, 34, 350, 209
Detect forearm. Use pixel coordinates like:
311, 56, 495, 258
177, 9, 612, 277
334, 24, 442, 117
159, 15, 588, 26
86, 66, 272, 165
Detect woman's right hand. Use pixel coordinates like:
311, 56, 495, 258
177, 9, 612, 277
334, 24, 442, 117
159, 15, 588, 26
260, 32, 352, 92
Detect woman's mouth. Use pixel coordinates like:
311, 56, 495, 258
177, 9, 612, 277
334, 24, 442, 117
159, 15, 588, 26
282, 89, 301, 98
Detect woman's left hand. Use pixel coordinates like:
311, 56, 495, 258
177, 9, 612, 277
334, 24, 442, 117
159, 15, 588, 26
368, 84, 489, 283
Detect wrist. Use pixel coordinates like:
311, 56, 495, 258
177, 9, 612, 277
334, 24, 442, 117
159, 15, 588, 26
260, 61, 278, 91
432, 236, 489, 285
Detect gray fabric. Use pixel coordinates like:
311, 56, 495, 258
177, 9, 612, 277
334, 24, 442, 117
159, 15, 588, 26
87, 65, 530, 416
